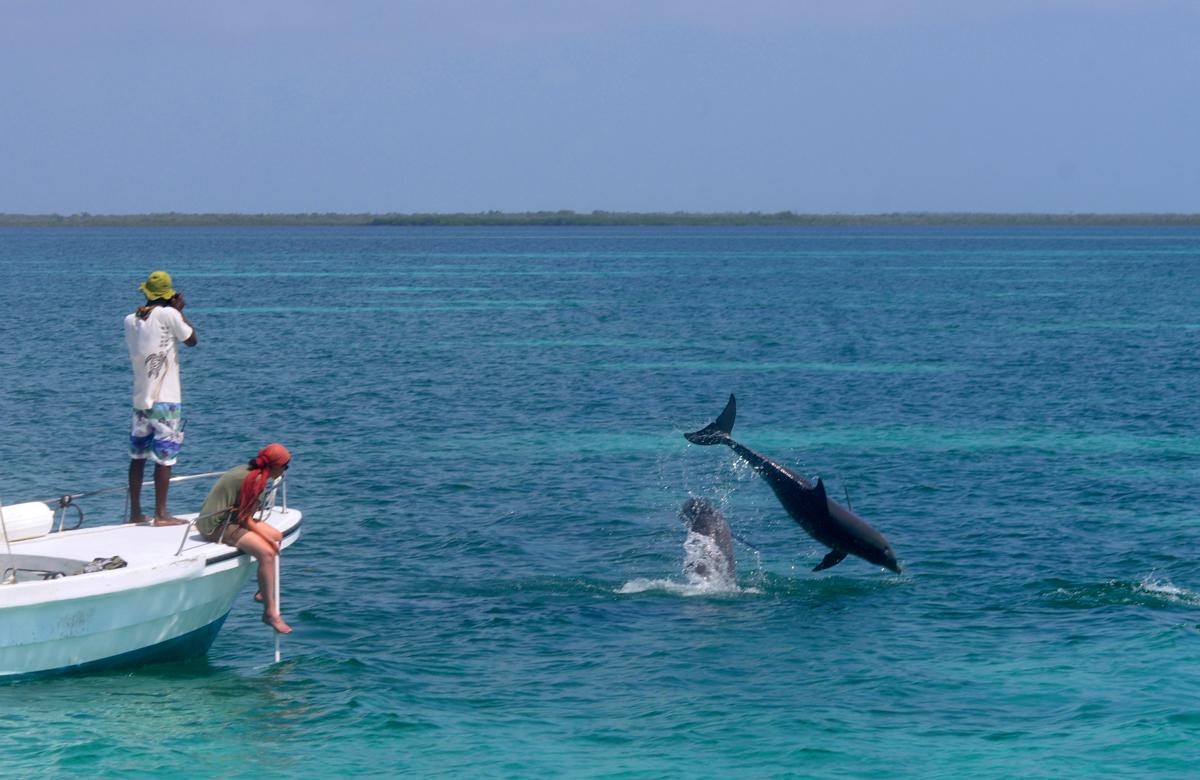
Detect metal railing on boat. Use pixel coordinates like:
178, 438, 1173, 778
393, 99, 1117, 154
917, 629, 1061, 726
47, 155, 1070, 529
173, 475, 285, 557
40, 471, 226, 533
4, 471, 290, 589
28, 470, 288, 552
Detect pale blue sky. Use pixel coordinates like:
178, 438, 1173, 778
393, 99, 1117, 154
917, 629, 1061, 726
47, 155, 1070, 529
2, 1, 1197, 213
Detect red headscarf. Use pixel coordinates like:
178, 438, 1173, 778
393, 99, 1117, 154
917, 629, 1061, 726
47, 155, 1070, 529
236, 443, 291, 522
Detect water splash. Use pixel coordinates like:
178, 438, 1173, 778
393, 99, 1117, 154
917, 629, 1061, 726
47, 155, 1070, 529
618, 530, 758, 596
1134, 576, 1200, 607
1042, 575, 1200, 609
616, 577, 758, 597
681, 530, 736, 586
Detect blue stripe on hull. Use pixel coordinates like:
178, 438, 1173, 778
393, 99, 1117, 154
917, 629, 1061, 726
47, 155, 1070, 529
6, 612, 230, 682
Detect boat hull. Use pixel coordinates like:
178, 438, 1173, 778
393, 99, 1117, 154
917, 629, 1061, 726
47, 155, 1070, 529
0, 555, 251, 678
0, 507, 301, 679
10, 613, 231, 681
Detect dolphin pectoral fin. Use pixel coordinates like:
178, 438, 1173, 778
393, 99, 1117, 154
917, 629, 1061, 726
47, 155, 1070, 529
684, 394, 737, 445
813, 549, 848, 572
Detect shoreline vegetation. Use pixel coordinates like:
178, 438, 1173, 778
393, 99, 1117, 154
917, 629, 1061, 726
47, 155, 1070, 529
3, 211, 1200, 227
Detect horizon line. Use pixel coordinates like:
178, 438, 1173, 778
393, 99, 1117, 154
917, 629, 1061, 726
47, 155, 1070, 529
3, 210, 1200, 227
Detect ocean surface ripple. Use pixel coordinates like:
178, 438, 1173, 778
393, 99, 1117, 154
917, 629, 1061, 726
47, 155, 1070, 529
1, 226, 1199, 777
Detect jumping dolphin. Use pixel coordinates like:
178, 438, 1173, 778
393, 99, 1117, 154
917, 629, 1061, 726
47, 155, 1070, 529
684, 394, 901, 574
679, 498, 736, 582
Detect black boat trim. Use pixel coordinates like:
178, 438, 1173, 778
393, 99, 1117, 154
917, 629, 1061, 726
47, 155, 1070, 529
204, 520, 302, 567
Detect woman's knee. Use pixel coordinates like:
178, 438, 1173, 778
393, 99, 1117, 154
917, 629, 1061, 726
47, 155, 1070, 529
238, 533, 277, 561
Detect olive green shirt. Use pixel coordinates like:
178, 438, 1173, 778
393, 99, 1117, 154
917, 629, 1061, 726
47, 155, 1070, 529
197, 465, 251, 537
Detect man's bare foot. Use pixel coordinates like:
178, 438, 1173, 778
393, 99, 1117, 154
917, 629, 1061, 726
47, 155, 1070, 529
152, 516, 188, 527
127, 515, 151, 524
263, 613, 292, 634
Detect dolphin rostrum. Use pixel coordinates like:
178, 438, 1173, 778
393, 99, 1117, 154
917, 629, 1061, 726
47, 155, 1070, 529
679, 497, 736, 582
684, 394, 901, 574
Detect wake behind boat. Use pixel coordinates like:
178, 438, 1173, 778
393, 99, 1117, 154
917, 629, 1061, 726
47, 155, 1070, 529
0, 474, 301, 680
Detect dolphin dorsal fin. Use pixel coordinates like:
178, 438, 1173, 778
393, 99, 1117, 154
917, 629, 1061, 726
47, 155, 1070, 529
811, 476, 828, 506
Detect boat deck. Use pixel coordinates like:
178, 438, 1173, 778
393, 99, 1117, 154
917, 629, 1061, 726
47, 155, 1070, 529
6, 507, 303, 569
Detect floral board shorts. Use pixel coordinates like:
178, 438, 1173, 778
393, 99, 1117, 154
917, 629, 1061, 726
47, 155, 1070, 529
129, 403, 185, 466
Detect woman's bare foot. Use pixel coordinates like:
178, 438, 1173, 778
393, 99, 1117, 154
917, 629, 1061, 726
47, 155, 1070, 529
152, 515, 188, 527
263, 612, 292, 634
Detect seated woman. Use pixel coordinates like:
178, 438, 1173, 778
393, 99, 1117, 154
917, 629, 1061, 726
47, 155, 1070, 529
197, 443, 293, 634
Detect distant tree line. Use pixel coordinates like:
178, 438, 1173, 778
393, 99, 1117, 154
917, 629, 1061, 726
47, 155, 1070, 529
367, 211, 1200, 227
0, 212, 374, 227
3, 210, 1200, 227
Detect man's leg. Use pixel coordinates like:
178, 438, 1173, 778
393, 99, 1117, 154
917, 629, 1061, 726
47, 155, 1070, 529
128, 408, 153, 522
149, 404, 186, 525
128, 458, 147, 522
154, 463, 174, 522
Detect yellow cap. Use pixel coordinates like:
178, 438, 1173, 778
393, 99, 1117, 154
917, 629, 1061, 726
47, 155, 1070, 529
139, 271, 175, 301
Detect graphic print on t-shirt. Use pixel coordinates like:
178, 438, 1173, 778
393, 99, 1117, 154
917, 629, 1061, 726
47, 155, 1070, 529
126, 306, 191, 409
144, 323, 174, 379
144, 350, 169, 379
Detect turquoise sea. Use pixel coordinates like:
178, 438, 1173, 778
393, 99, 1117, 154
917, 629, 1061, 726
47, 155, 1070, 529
1, 225, 1199, 777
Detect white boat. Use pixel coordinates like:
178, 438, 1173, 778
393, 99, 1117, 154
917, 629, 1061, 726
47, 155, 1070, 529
0, 475, 301, 680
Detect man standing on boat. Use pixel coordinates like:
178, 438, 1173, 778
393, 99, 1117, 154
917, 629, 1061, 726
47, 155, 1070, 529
124, 270, 197, 525
196, 443, 293, 634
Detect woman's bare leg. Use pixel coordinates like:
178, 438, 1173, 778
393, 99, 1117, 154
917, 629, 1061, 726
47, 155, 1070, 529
236, 531, 292, 634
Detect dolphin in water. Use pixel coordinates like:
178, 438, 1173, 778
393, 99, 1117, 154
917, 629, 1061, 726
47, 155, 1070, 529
684, 394, 901, 574
679, 498, 736, 582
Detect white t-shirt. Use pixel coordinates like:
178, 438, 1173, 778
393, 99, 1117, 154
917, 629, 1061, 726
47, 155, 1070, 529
124, 306, 194, 410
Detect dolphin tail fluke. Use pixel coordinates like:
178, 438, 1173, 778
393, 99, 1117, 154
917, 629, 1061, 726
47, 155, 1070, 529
684, 394, 737, 445
813, 549, 848, 571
